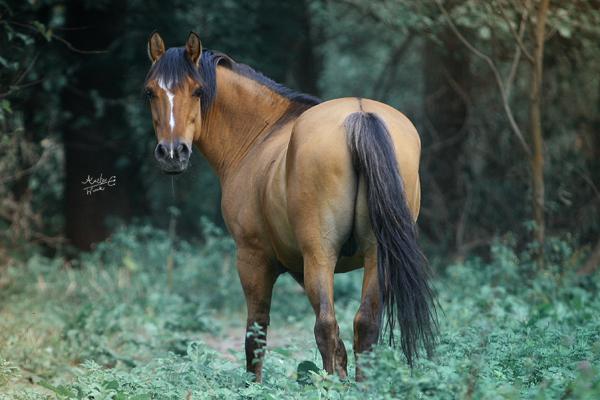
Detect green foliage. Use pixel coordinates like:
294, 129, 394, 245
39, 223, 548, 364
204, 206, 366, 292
0, 1, 67, 248
1, 228, 599, 399
1, 0, 600, 396
0, 358, 18, 387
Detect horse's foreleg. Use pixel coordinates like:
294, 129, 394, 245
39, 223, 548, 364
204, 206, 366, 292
353, 249, 382, 381
303, 248, 348, 379
237, 249, 277, 383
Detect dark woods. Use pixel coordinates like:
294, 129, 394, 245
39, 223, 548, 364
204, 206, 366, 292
1, 0, 599, 269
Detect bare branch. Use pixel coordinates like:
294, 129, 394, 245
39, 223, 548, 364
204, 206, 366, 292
0, 79, 44, 99
337, 0, 430, 34
50, 32, 107, 55
8, 21, 108, 54
0, 142, 57, 185
0, 53, 42, 98
373, 33, 415, 99
577, 169, 600, 201
505, 0, 531, 97
496, 0, 534, 63
435, 0, 532, 157
13, 53, 39, 86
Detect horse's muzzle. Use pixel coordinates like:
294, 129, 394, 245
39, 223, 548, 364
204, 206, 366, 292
154, 139, 191, 174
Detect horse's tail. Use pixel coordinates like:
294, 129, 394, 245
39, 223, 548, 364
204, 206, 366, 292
344, 111, 437, 367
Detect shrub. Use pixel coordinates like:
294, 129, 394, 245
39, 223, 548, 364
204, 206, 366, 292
0, 231, 598, 399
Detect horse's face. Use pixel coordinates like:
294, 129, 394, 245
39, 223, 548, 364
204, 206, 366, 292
145, 32, 203, 175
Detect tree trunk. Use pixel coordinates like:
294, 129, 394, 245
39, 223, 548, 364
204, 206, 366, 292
62, 1, 141, 251
421, 25, 470, 250
291, 0, 322, 96
529, 0, 550, 260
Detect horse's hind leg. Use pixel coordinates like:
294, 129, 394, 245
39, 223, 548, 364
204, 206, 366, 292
302, 246, 348, 378
286, 122, 355, 378
237, 248, 278, 383
353, 248, 382, 381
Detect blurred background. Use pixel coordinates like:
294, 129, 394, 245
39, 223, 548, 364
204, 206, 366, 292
1, 0, 599, 267
2, 1, 600, 397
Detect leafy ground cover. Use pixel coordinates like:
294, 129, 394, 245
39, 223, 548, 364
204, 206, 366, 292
0, 224, 599, 399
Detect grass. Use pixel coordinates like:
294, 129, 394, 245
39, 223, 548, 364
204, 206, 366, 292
0, 223, 599, 399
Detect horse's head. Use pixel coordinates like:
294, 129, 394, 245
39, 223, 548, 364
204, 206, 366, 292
144, 32, 203, 174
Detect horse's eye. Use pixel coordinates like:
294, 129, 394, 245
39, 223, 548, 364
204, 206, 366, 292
192, 88, 202, 98
145, 88, 155, 100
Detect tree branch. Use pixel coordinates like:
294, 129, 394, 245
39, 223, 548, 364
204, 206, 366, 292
435, 0, 532, 157
505, 0, 531, 98
496, 0, 534, 63
8, 21, 108, 54
0, 53, 42, 98
0, 142, 57, 185
373, 33, 415, 99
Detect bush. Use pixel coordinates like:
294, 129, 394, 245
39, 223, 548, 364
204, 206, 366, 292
0, 229, 599, 399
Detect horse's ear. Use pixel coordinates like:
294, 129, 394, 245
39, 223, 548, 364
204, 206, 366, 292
185, 31, 202, 66
148, 31, 165, 63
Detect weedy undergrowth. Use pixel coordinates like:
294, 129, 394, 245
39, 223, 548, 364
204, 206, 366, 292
0, 225, 599, 399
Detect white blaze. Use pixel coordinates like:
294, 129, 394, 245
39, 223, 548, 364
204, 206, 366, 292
157, 79, 176, 159
166, 91, 175, 132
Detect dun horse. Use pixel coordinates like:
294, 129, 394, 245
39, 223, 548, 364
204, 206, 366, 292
144, 32, 437, 381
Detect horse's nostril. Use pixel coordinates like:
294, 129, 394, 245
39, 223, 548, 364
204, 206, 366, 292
178, 143, 190, 158
155, 143, 168, 160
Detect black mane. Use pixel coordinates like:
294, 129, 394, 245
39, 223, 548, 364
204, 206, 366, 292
145, 47, 321, 117
145, 47, 203, 91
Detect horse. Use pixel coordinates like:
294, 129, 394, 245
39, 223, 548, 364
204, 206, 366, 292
144, 31, 437, 382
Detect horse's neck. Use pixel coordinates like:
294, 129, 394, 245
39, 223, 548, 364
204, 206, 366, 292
195, 67, 294, 178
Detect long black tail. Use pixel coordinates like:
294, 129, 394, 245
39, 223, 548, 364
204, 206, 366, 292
345, 111, 437, 366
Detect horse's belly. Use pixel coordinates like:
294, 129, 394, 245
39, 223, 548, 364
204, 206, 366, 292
335, 255, 364, 273
271, 236, 303, 272
276, 253, 363, 274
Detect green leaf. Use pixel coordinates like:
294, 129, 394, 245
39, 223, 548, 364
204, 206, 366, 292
479, 26, 491, 40
32, 21, 46, 35
123, 253, 139, 272
39, 381, 77, 398
103, 379, 119, 390
557, 24, 572, 38
296, 360, 320, 386
0, 100, 12, 114
129, 395, 152, 400
32, 21, 52, 41
272, 347, 293, 357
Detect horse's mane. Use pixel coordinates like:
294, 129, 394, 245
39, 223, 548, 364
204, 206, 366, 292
145, 47, 203, 91
145, 47, 322, 117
